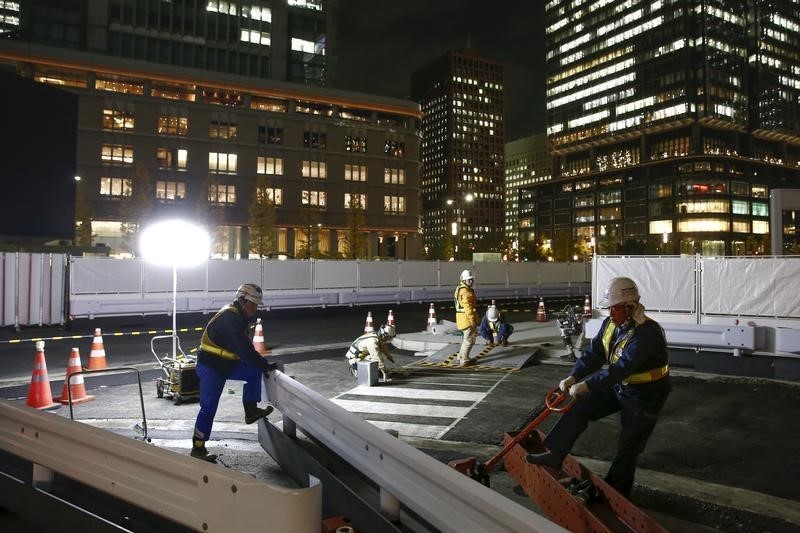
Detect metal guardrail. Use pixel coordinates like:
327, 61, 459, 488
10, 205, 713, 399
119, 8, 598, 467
0, 400, 322, 532
263, 369, 566, 532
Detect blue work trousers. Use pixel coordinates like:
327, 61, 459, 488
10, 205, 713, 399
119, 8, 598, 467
543, 384, 668, 497
193, 359, 262, 442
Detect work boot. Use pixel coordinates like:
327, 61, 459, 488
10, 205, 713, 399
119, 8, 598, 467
459, 358, 476, 368
244, 402, 274, 424
525, 451, 564, 469
501, 339, 509, 347
190, 440, 217, 463
486, 342, 495, 348
348, 360, 358, 378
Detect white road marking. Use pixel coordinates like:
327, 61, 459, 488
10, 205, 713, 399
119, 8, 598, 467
344, 385, 485, 402
331, 399, 468, 419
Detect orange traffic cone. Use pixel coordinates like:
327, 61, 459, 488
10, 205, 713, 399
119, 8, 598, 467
364, 311, 374, 333
88, 328, 108, 369
387, 309, 395, 327
426, 303, 437, 332
26, 341, 59, 410
58, 348, 94, 405
583, 294, 592, 318
536, 297, 547, 322
253, 318, 270, 355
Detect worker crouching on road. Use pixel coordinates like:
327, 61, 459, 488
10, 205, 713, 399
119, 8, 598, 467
455, 269, 479, 367
346, 324, 396, 382
191, 283, 278, 463
479, 304, 514, 347
526, 277, 671, 498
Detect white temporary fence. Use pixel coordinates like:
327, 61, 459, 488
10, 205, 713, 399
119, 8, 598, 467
0, 252, 66, 328
592, 255, 800, 356
68, 258, 590, 320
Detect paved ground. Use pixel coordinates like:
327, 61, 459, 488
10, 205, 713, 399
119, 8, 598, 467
1, 301, 799, 531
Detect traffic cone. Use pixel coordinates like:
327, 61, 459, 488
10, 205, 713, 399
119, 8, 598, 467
426, 303, 437, 332
387, 309, 395, 327
583, 294, 592, 318
253, 318, 270, 355
58, 348, 94, 405
88, 328, 108, 369
364, 311, 375, 333
26, 341, 59, 410
536, 297, 547, 322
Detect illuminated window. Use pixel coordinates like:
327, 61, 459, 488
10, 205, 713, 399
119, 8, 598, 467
302, 190, 326, 207
676, 219, 730, 232
345, 193, 367, 209
384, 168, 405, 185
257, 156, 284, 175
101, 144, 133, 164
752, 202, 768, 216
345, 135, 367, 153
157, 148, 188, 170
384, 196, 405, 214
209, 121, 237, 140
732, 221, 749, 233
99, 177, 132, 197
751, 186, 768, 198
240, 29, 271, 46
302, 160, 326, 178
155, 180, 185, 201
262, 187, 282, 206
291, 37, 325, 55
649, 220, 672, 234
157, 116, 188, 136
732, 200, 749, 215
208, 184, 236, 204
102, 109, 134, 131
208, 152, 237, 173
344, 164, 367, 181
384, 140, 405, 158
753, 220, 768, 234
288, 0, 322, 10
242, 4, 272, 21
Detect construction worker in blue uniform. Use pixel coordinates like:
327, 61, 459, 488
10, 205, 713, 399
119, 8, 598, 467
479, 304, 514, 347
526, 277, 671, 498
191, 283, 277, 462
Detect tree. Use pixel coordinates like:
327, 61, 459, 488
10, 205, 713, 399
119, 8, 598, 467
248, 176, 277, 258
551, 229, 573, 262
341, 194, 369, 259
297, 201, 323, 259
195, 174, 227, 255
74, 180, 93, 247
499, 239, 519, 262
617, 238, 647, 255
119, 164, 153, 256
518, 239, 547, 261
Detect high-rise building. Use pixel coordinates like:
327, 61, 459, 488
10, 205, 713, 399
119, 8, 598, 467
504, 134, 552, 245
0, 1, 422, 259
524, 0, 800, 257
5, 0, 335, 86
411, 49, 504, 259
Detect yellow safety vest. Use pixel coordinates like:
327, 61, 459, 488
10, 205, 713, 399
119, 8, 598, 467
200, 304, 240, 360
348, 332, 379, 359
601, 319, 669, 385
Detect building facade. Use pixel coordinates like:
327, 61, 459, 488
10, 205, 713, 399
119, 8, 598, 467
504, 134, 552, 245
525, 0, 800, 257
0, 1, 423, 259
411, 49, 505, 259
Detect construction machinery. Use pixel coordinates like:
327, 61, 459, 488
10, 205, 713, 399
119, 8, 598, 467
554, 304, 586, 361
151, 334, 199, 405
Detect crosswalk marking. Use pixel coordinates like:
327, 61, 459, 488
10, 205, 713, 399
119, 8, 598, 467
345, 385, 485, 402
331, 399, 469, 418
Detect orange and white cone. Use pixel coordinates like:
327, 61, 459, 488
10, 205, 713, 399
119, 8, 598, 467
253, 318, 270, 355
387, 309, 395, 328
426, 303, 437, 332
536, 297, 547, 322
88, 328, 108, 370
58, 348, 94, 405
583, 294, 592, 319
26, 341, 59, 410
364, 312, 374, 333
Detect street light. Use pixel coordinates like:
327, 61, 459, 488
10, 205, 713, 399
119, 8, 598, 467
140, 219, 210, 361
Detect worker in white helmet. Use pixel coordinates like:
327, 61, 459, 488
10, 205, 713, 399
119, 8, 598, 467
526, 277, 671, 499
191, 283, 278, 463
479, 304, 514, 347
345, 324, 397, 381
454, 269, 479, 367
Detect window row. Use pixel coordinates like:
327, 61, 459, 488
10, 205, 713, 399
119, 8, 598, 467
101, 144, 405, 182
106, 111, 405, 157
98, 178, 406, 213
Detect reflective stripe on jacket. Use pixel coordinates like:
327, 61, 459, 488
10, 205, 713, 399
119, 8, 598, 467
200, 304, 240, 360
601, 319, 669, 384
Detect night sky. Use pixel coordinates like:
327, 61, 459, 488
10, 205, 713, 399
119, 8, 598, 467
336, 1, 546, 141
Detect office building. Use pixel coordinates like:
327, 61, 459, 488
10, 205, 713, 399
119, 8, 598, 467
411, 49, 504, 259
505, 134, 552, 244
524, 0, 800, 257
0, 1, 422, 259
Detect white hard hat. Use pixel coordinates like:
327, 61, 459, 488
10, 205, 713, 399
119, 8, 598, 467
378, 324, 396, 341
236, 283, 263, 305
487, 306, 498, 322
460, 269, 474, 281
598, 277, 640, 308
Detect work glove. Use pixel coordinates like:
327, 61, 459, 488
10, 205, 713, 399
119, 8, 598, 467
559, 375, 576, 392
568, 381, 589, 399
